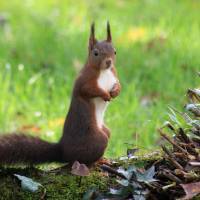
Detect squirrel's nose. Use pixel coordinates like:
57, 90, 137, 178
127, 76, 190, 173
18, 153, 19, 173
105, 59, 112, 67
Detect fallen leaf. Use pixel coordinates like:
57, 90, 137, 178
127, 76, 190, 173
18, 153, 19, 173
136, 166, 157, 183
117, 167, 134, 180
133, 189, 149, 200
110, 188, 122, 195
71, 161, 90, 176
116, 179, 129, 187
96, 157, 111, 165
18, 125, 41, 133
110, 187, 131, 199
178, 182, 200, 200
133, 194, 146, 200
14, 174, 42, 193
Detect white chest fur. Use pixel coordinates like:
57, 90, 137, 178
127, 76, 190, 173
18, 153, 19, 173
93, 68, 117, 129
97, 68, 117, 91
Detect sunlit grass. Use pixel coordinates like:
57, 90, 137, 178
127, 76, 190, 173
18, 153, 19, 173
0, 0, 199, 157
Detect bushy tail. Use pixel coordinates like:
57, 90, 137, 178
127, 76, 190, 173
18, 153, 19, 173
0, 134, 62, 164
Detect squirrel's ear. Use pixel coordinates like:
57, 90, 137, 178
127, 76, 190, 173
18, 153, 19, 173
89, 22, 97, 50
106, 21, 112, 42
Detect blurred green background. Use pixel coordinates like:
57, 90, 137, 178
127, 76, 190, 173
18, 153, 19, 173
0, 0, 199, 157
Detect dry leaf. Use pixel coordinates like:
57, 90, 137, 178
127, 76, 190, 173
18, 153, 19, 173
18, 125, 41, 133
71, 161, 90, 176
178, 182, 200, 200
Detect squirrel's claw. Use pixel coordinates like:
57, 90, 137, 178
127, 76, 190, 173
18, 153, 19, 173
110, 83, 120, 98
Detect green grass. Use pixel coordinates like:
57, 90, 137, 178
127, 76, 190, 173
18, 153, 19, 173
0, 0, 199, 157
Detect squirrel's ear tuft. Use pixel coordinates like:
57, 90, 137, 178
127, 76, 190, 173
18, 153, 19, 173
106, 21, 112, 42
89, 22, 97, 50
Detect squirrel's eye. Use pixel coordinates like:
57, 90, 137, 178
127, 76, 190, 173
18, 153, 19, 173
93, 50, 99, 56
114, 51, 116, 55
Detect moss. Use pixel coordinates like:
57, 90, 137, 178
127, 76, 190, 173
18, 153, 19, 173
116, 149, 162, 169
40, 171, 109, 200
0, 151, 161, 200
0, 166, 111, 200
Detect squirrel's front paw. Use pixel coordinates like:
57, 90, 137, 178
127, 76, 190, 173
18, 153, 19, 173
102, 93, 111, 101
110, 83, 120, 98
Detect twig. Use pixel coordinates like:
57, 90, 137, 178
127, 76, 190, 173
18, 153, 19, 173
188, 161, 200, 167
173, 152, 185, 157
162, 182, 176, 191
100, 164, 127, 179
192, 129, 200, 137
192, 137, 200, 143
175, 169, 198, 181
178, 128, 191, 144
161, 170, 182, 183
179, 142, 193, 147
188, 89, 200, 102
158, 129, 189, 155
161, 145, 184, 170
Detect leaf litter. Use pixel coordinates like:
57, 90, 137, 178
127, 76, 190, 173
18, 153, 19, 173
84, 73, 200, 200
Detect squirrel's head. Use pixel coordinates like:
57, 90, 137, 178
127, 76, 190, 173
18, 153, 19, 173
87, 22, 116, 70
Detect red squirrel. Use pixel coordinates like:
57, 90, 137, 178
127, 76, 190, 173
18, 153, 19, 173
0, 22, 121, 165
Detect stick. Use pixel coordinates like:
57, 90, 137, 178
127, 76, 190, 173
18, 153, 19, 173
161, 170, 182, 183
162, 182, 176, 191
100, 164, 127, 179
161, 145, 184, 170
178, 128, 191, 143
158, 129, 189, 155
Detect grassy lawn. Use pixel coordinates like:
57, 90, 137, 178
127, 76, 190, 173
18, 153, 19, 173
0, 0, 199, 157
